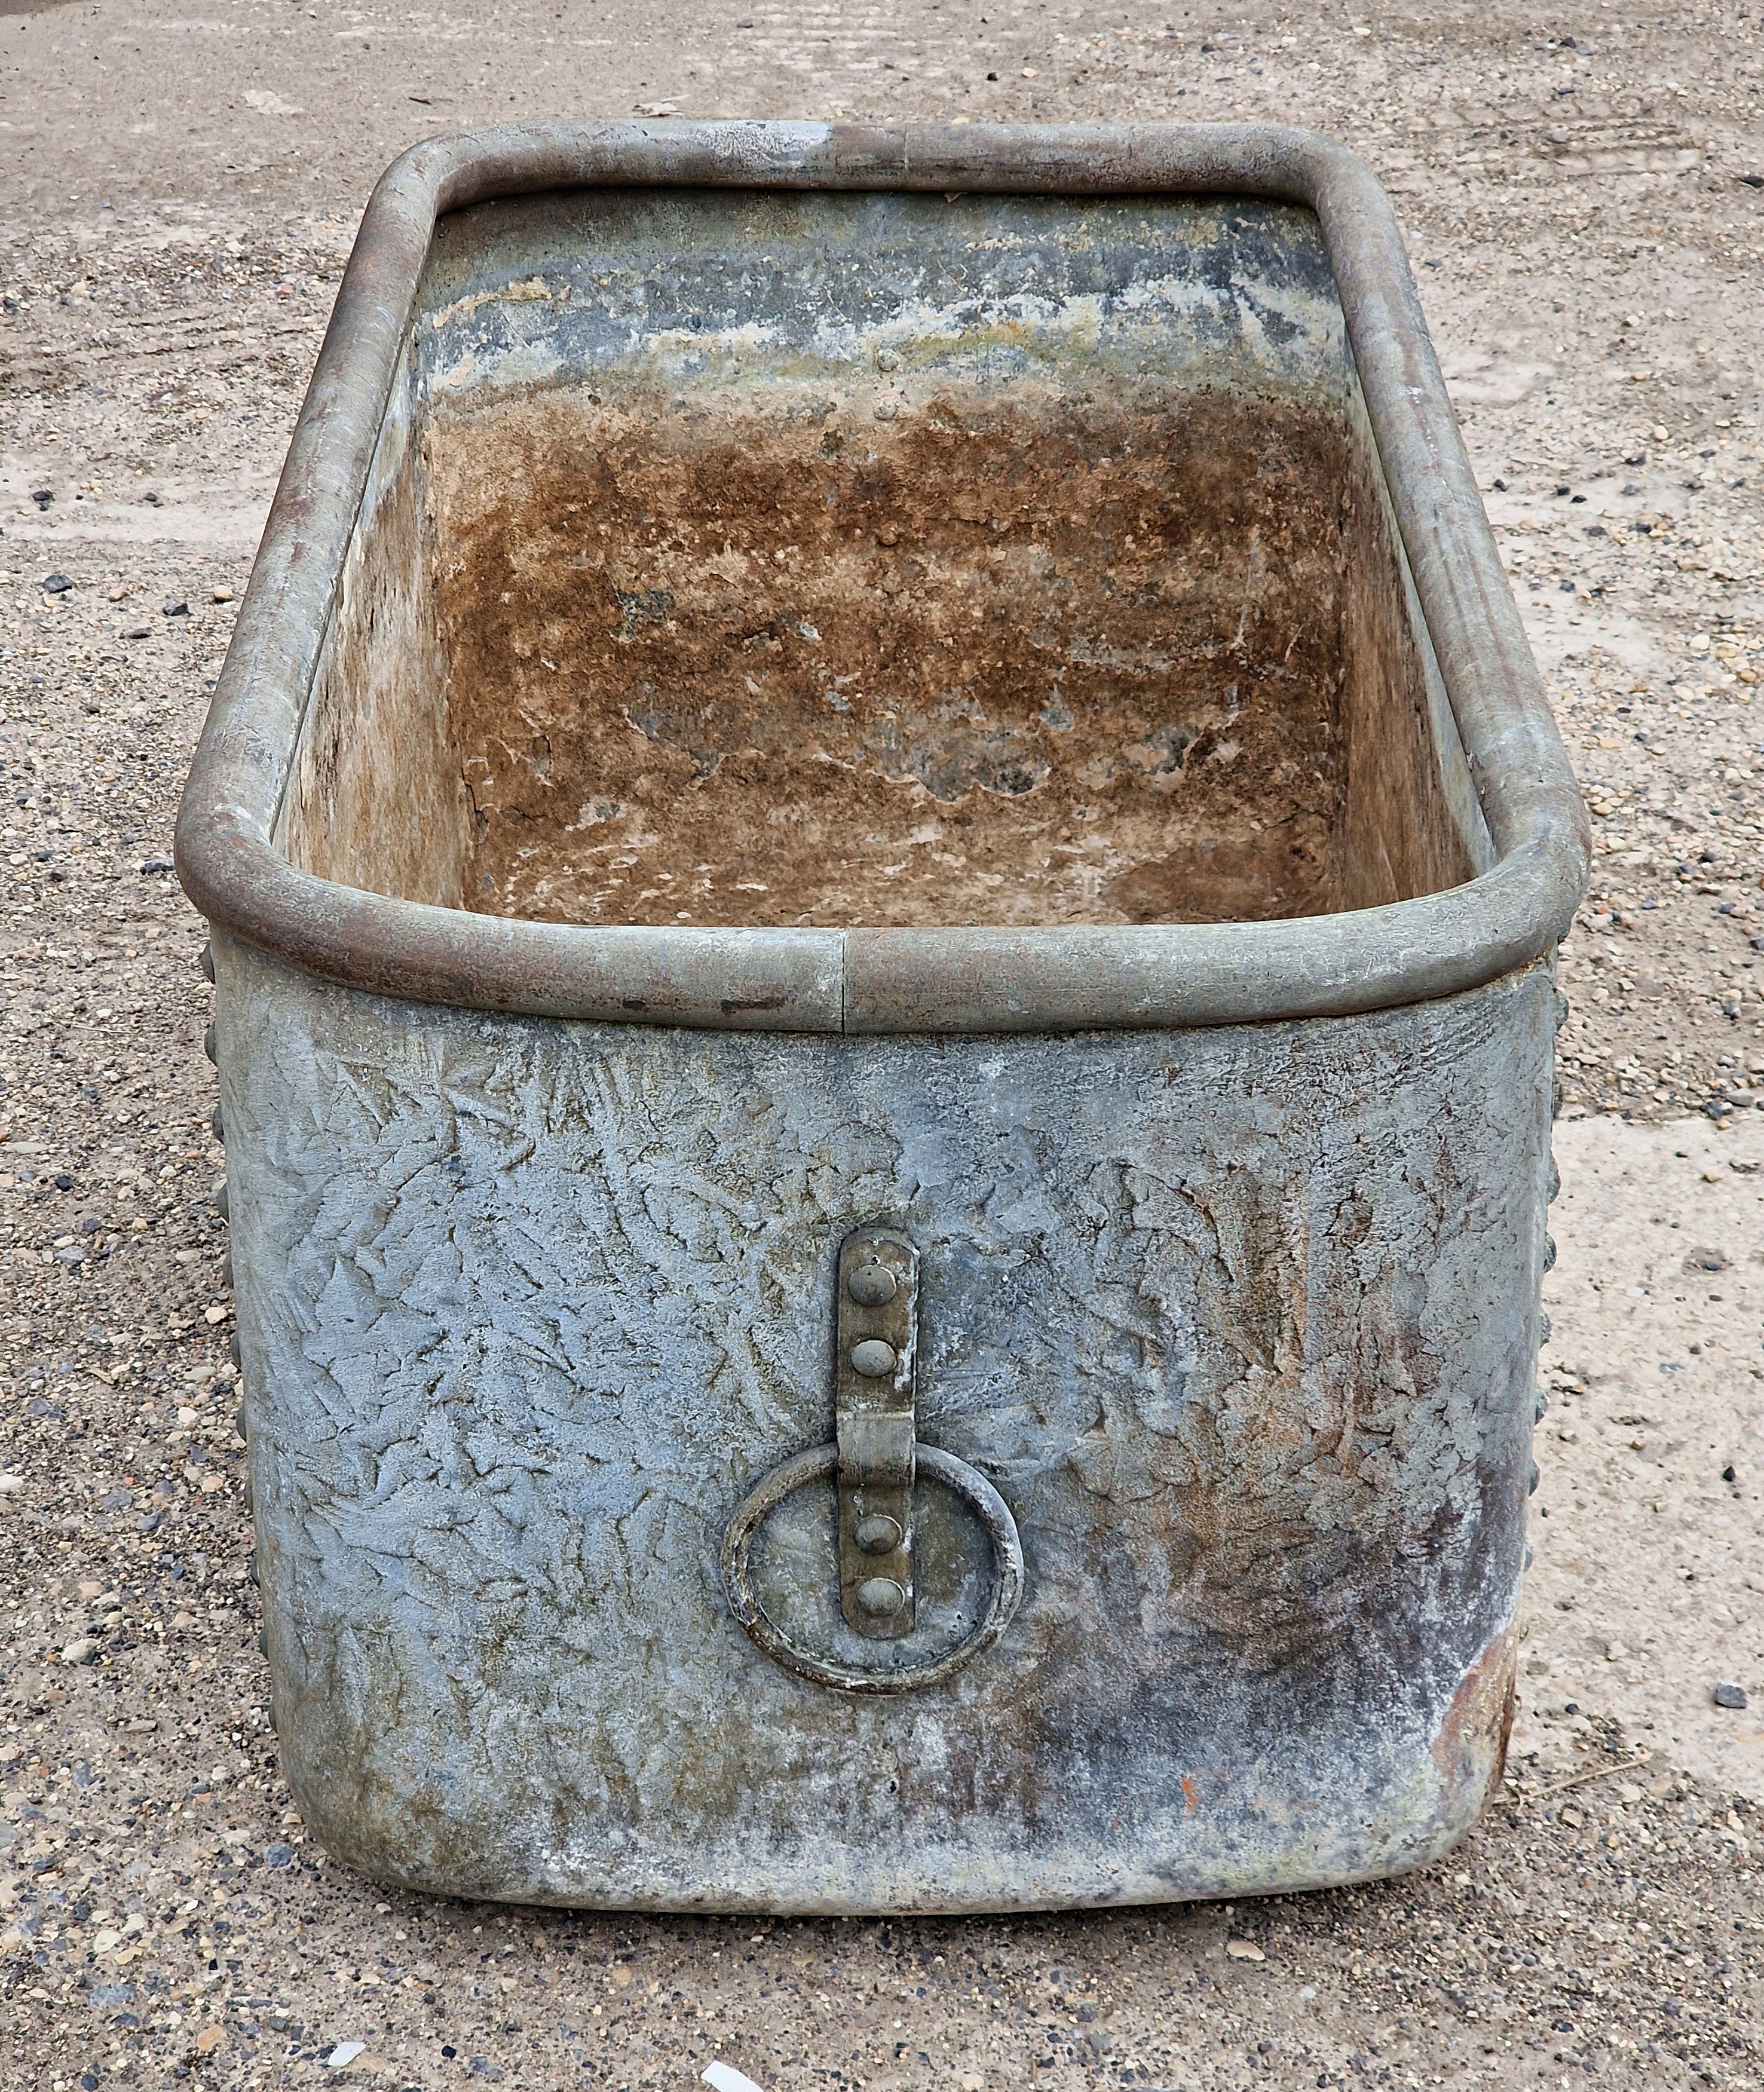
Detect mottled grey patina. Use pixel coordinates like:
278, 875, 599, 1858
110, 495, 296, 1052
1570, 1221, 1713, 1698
223, 934, 1550, 1911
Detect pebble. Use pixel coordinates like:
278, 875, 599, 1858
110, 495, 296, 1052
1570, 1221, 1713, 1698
163, 598, 189, 618
121, 624, 151, 640
212, 584, 235, 602
0, 1474, 23, 1495
59, 1636, 99, 1667
1714, 1681, 1749, 1710
41, 573, 72, 594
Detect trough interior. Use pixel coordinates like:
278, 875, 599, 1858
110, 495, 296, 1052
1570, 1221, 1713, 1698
283, 191, 1485, 931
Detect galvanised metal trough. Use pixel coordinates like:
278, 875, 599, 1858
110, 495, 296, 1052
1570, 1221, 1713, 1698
175, 121, 1589, 1914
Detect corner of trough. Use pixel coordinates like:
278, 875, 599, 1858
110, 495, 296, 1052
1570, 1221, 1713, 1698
1426, 1622, 1519, 1845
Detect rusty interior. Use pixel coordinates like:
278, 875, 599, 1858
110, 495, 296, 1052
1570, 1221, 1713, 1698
286, 372, 1477, 930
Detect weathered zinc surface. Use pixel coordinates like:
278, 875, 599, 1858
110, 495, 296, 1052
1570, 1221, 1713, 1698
179, 121, 1590, 1912
221, 932, 1552, 1913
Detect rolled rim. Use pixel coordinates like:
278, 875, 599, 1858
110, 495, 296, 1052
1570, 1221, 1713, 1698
174, 120, 1589, 1034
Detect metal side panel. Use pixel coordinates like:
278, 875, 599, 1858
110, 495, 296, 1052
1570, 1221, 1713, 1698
218, 932, 1554, 1913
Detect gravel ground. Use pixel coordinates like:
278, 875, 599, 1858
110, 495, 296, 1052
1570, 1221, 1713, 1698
1, 1, 1762, 2089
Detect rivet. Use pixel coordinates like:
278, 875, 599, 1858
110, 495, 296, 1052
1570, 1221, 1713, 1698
847, 1260, 897, 1307
855, 1576, 906, 1619
1527, 1460, 1541, 1496
229, 1331, 243, 1370
204, 1023, 219, 1066
850, 1338, 897, 1379
855, 1514, 903, 1555
1542, 1233, 1557, 1273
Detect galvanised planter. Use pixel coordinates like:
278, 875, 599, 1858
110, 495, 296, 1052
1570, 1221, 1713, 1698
176, 121, 1588, 1913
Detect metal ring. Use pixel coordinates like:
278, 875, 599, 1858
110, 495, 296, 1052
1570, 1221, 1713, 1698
720, 1443, 1023, 1694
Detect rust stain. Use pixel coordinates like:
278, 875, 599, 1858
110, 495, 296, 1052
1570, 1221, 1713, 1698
1180, 1773, 1199, 1811
385, 377, 1474, 933
1431, 1624, 1518, 1818
280, 425, 473, 911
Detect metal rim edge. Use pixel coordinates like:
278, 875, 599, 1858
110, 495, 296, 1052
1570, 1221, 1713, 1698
173, 121, 1591, 1034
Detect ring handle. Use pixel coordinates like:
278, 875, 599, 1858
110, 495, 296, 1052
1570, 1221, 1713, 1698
720, 1442, 1024, 1694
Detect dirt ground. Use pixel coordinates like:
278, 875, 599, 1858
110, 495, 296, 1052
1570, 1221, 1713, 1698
0, 1, 1761, 2088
